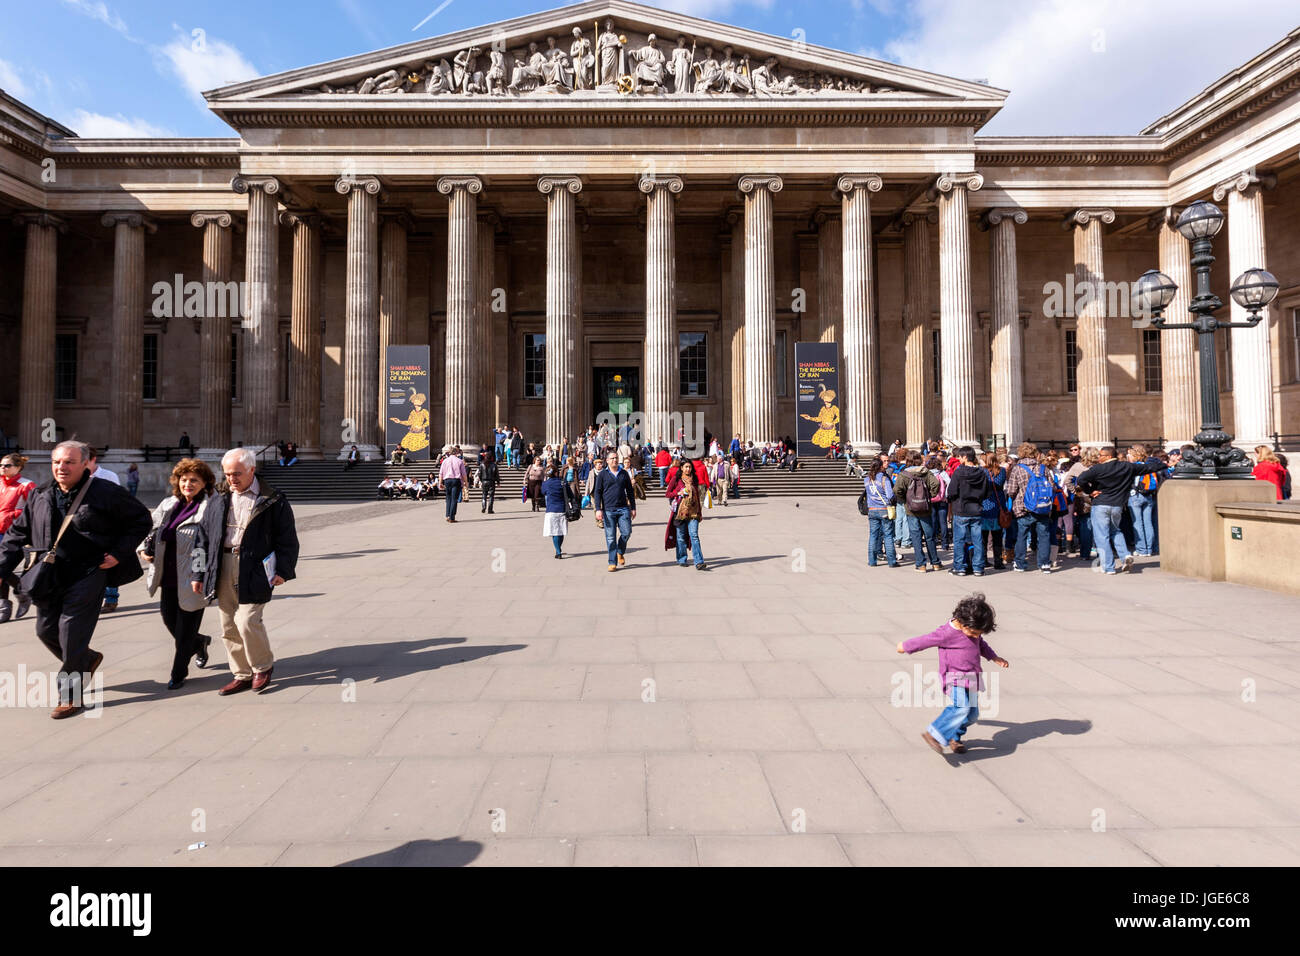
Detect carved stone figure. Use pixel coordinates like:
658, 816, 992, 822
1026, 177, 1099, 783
509, 42, 547, 93
719, 47, 753, 94
668, 36, 693, 95
486, 50, 507, 95
453, 47, 486, 94
358, 68, 404, 95
753, 56, 799, 95
422, 59, 452, 95
570, 27, 594, 90
693, 45, 722, 93
544, 35, 574, 90
596, 18, 623, 88
629, 34, 667, 94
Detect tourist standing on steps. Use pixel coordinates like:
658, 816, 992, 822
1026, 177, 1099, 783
0, 453, 35, 623
594, 450, 636, 572
0, 440, 150, 718
438, 446, 468, 523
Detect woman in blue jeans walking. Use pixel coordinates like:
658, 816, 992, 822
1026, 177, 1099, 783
863, 458, 897, 567
665, 459, 707, 570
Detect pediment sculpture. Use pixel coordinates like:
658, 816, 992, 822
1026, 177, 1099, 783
310, 18, 880, 98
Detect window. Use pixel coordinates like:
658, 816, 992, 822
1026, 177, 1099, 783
281, 330, 291, 403
679, 332, 707, 397
55, 334, 77, 402
231, 331, 239, 403
1065, 329, 1079, 394
524, 333, 546, 398
1142, 330, 1162, 393
776, 330, 787, 397
143, 333, 158, 401
931, 329, 942, 395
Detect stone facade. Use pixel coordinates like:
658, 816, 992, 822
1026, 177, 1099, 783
3, 0, 1300, 460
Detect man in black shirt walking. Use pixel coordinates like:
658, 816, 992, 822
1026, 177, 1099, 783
1076, 446, 1165, 574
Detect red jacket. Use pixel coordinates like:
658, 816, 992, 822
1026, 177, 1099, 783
654, 449, 671, 468
1253, 460, 1287, 501
0, 474, 34, 534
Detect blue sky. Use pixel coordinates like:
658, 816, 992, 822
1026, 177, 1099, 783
1, 0, 1297, 138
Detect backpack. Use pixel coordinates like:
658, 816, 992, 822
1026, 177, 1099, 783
1019, 463, 1054, 515
1135, 469, 1160, 493
856, 492, 869, 516
904, 471, 932, 515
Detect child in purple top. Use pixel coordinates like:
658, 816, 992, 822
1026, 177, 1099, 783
896, 594, 1009, 755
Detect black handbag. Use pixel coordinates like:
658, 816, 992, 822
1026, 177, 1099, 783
20, 479, 94, 602
564, 485, 582, 522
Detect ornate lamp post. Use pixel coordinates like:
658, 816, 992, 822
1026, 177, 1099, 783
1133, 199, 1279, 478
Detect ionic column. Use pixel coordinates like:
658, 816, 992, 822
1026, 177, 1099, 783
1151, 207, 1198, 447
539, 176, 583, 445
839, 174, 883, 455
932, 173, 983, 448
281, 211, 322, 459
16, 213, 63, 457
640, 174, 682, 447
739, 174, 782, 444
189, 212, 234, 459
476, 210, 500, 446
333, 175, 381, 457
438, 175, 481, 452
379, 208, 410, 449
814, 207, 842, 344
901, 210, 937, 448
101, 211, 155, 456
1214, 171, 1277, 449
231, 175, 282, 451
727, 209, 745, 442
982, 208, 1027, 448
1064, 207, 1115, 447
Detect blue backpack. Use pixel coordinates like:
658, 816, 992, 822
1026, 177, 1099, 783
1019, 463, 1054, 515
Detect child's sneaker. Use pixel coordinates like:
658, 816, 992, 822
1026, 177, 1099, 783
920, 731, 944, 754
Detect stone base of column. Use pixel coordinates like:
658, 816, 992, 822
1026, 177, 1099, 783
101, 448, 145, 463
1079, 440, 1109, 451
441, 443, 482, 457
196, 447, 230, 463
853, 442, 883, 458
292, 445, 325, 461
947, 436, 980, 451
338, 443, 381, 461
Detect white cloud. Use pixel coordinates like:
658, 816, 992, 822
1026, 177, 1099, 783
158, 32, 260, 99
876, 0, 1300, 135
70, 109, 173, 137
0, 57, 30, 98
60, 0, 131, 38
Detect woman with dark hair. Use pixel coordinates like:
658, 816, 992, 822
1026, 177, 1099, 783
665, 457, 707, 570
864, 455, 898, 568
139, 457, 222, 689
525, 455, 546, 512
540, 461, 570, 558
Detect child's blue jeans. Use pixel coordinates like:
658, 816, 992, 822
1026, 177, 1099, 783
928, 684, 980, 745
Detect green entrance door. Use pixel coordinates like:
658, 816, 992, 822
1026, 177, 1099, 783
592, 367, 640, 422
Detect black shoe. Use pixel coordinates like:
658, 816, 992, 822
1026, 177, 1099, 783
195, 634, 212, 669
167, 676, 185, 690
15, 592, 31, 619
695, 563, 708, 571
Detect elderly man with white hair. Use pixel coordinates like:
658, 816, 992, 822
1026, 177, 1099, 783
211, 447, 299, 695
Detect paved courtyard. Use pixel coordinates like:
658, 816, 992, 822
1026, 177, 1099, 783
1, 494, 1298, 867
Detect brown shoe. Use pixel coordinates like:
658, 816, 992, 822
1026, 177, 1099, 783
101, 602, 118, 613
607, 564, 617, 572
617, 553, 626, 566
920, 731, 945, 754
218, 677, 253, 696
50, 703, 83, 719
85, 650, 104, 680
251, 668, 274, 693
949, 740, 967, 754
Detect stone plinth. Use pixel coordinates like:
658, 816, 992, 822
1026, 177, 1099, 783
1218, 501, 1300, 595
1159, 478, 1275, 582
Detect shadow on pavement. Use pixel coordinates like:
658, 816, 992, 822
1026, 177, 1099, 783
957, 718, 1093, 762
339, 837, 483, 867
301, 549, 398, 561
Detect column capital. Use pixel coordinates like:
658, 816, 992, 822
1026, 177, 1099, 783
436, 175, 483, 196
100, 212, 157, 233
478, 208, 504, 232
1062, 208, 1115, 230
1146, 206, 1180, 232
190, 211, 233, 229
15, 211, 66, 231
1212, 169, 1277, 202
538, 175, 583, 195
279, 209, 321, 229
900, 208, 938, 227
724, 205, 744, 228
379, 207, 415, 231
979, 207, 1027, 230
811, 205, 840, 229
231, 175, 282, 197
738, 174, 783, 195
335, 175, 383, 196
638, 174, 683, 195
930, 172, 983, 198
835, 174, 883, 197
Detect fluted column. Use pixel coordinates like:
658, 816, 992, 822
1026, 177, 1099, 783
231, 175, 281, 451
815, 208, 842, 344
1214, 172, 1277, 449
982, 208, 1027, 448
438, 175, 481, 452
740, 174, 782, 444
1065, 208, 1115, 446
727, 209, 745, 441
16, 213, 63, 456
281, 211, 322, 459
379, 209, 410, 449
332, 175, 381, 457
189, 212, 234, 459
932, 173, 983, 448
1152, 208, 1198, 447
102, 212, 155, 456
839, 175, 883, 455
475, 210, 499, 446
538, 176, 583, 445
640, 175, 682, 447
901, 210, 936, 447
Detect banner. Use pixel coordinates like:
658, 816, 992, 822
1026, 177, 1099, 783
385, 345, 431, 460
795, 342, 840, 458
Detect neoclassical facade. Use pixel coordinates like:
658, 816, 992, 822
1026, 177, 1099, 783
3, 0, 1300, 460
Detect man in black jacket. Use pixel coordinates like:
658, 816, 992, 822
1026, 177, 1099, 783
478, 450, 499, 514
1076, 445, 1164, 574
0, 440, 150, 717
593, 451, 636, 571
946, 446, 992, 576
212, 448, 300, 695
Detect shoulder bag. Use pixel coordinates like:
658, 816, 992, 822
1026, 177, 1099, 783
20, 479, 94, 602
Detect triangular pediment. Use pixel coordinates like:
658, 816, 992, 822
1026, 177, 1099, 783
206, 0, 1005, 125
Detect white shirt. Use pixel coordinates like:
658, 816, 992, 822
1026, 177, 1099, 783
92, 466, 121, 486
224, 477, 260, 549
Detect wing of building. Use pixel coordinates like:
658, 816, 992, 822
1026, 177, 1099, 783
2, 0, 1299, 459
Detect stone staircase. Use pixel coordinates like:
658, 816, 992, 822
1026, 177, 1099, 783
257, 457, 867, 503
